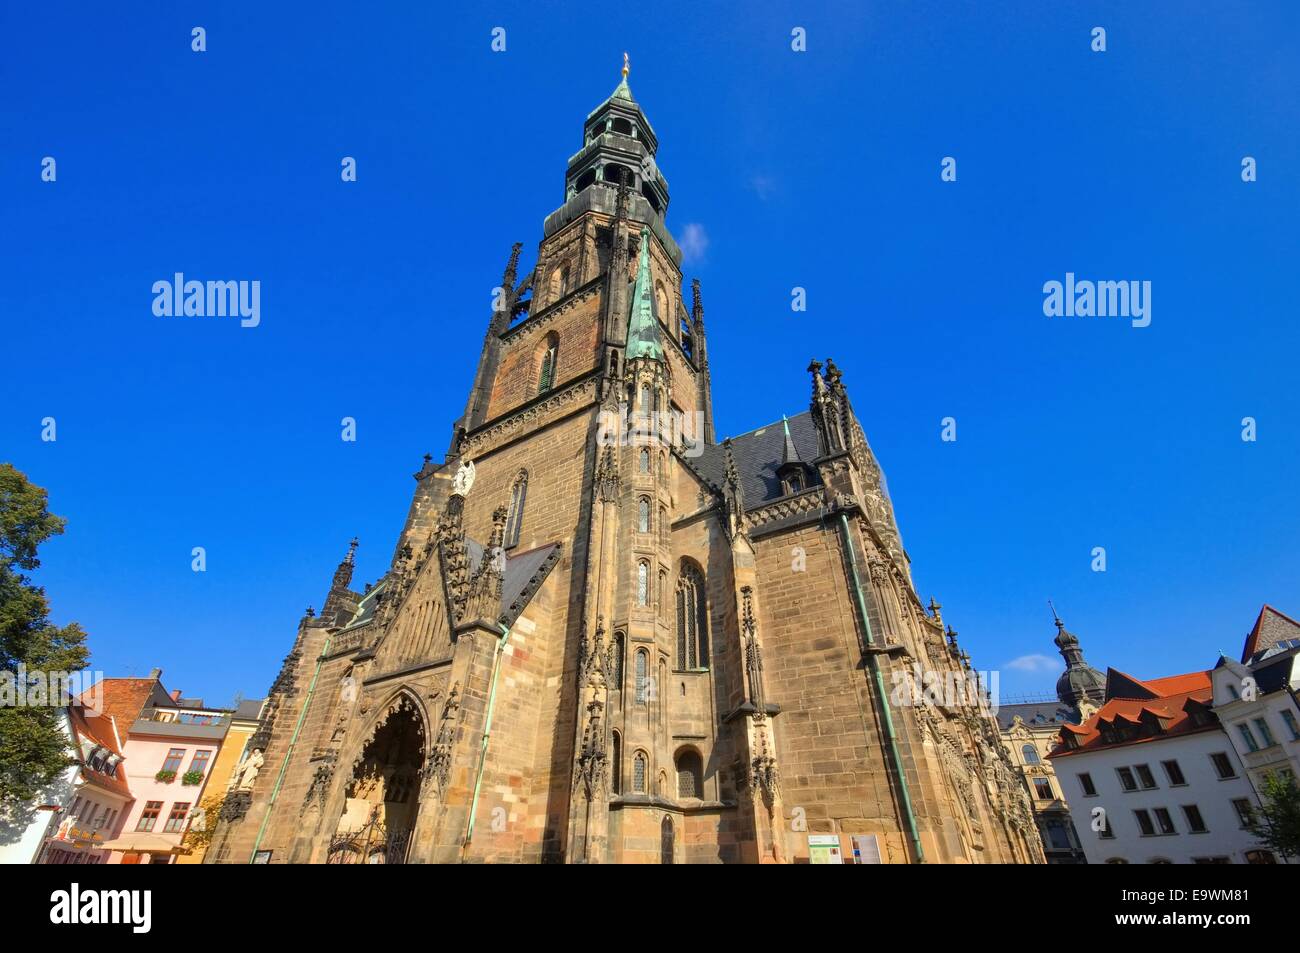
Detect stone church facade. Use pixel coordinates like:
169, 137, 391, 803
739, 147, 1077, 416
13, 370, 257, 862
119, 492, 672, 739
208, 67, 1043, 865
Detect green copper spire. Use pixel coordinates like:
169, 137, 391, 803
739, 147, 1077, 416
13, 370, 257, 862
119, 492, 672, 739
612, 51, 635, 102
626, 226, 663, 361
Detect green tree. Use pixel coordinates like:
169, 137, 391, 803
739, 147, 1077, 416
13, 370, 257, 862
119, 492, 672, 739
1246, 772, 1300, 860
0, 463, 90, 807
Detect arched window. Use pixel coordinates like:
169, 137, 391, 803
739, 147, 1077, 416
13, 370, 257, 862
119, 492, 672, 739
1021, 743, 1041, 765
575, 167, 597, 192
632, 751, 647, 792
505, 470, 528, 549
680, 318, 694, 360
537, 332, 559, 394
639, 383, 651, 415
610, 632, 624, 692
610, 732, 622, 794
638, 497, 650, 533
611, 117, 633, 136
635, 650, 649, 704
676, 749, 703, 799
660, 816, 674, 864
676, 562, 708, 669
637, 560, 649, 606
604, 162, 634, 186
639, 448, 650, 473
655, 282, 669, 324
658, 568, 667, 610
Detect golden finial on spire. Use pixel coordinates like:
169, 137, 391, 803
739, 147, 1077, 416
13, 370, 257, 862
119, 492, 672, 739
622, 52, 630, 78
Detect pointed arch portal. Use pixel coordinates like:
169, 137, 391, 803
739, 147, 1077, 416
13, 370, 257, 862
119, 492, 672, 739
327, 694, 425, 864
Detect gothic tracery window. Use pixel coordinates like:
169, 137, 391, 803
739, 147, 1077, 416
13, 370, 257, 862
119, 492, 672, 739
611, 732, 622, 794
635, 650, 648, 705
633, 751, 647, 792
505, 470, 528, 549
675, 561, 709, 669
637, 560, 649, 606
639, 448, 650, 473
638, 497, 650, 533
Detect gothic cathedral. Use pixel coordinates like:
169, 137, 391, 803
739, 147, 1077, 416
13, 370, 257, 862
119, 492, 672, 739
209, 65, 1043, 865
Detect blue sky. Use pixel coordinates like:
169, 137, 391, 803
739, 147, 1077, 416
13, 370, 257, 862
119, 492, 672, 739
3, 2, 1298, 706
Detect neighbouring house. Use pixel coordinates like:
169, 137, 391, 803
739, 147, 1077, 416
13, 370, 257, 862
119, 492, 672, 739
1210, 605, 1300, 852
0, 699, 133, 865
1050, 666, 1274, 864
94, 670, 235, 864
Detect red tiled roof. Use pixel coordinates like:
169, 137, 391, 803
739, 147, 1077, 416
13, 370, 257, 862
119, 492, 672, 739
1049, 669, 1214, 759
82, 676, 161, 729
68, 705, 132, 798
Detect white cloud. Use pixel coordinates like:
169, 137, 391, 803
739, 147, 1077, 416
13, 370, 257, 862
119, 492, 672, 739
678, 222, 709, 265
1004, 653, 1058, 673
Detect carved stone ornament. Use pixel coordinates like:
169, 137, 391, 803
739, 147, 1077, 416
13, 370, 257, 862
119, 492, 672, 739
452, 460, 476, 497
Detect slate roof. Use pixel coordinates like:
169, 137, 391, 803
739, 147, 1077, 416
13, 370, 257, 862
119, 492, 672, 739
996, 700, 1079, 731
689, 411, 822, 507
339, 540, 560, 632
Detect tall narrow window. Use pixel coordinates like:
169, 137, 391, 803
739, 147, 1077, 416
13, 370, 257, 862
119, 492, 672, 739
638, 497, 650, 533
610, 732, 622, 794
505, 470, 528, 548
537, 333, 559, 394
675, 562, 709, 669
633, 752, 647, 792
639, 448, 650, 473
635, 650, 649, 704
637, 560, 649, 605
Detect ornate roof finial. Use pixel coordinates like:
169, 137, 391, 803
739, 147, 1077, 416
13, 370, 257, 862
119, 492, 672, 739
1048, 598, 1063, 629
622, 51, 630, 78
346, 537, 359, 565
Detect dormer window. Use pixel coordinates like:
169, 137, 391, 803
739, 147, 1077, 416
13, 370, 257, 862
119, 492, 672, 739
778, 464, 807, 496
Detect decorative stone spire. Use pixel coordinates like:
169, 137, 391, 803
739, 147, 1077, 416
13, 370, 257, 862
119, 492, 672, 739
625, 226, 664, 361
780, 415, 802, 466
721, 438, 746, 540
332, 537, 358, 589
691, 277, 704, 328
